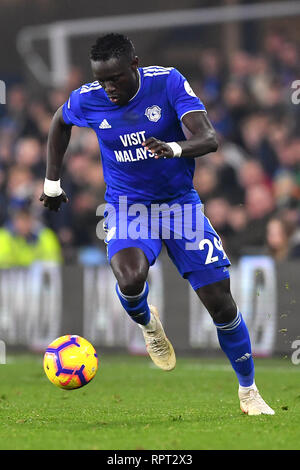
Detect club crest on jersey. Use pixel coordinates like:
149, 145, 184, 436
145, 105, 161, 122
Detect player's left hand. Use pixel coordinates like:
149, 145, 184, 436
142, 137, 174, 159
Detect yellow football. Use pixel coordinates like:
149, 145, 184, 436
43, 335, 98, 390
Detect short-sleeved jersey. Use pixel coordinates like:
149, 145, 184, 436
62, 66, 206, 203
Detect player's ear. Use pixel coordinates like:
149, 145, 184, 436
131, 56, 139, 69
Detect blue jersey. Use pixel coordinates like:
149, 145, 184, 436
62, 66, 206, 203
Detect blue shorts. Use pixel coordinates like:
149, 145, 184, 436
103, 189, 231, 290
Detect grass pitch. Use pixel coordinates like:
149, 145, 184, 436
0, 354, 299, 450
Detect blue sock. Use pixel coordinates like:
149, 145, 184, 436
116, 281, 151, 326
215, 311, 255, 387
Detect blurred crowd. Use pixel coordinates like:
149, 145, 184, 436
190, 29, 300, 261
0, 29, 299, 266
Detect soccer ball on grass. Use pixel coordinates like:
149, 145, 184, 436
43, 335, 98, 390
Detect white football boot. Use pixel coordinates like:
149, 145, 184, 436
140, 305, 176, 371
239, 386, 275, 415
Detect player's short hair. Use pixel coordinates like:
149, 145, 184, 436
90, 33, 135, 62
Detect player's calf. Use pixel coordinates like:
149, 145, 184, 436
116, 281, 151, 326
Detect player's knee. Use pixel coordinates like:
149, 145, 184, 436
211, 299, 237, 324
117, 268, 147, 296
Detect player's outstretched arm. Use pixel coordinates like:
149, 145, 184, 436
143, 111, 218, 160
40, 106, 72, 211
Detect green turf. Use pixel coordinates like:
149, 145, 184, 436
0, 354, 299, 450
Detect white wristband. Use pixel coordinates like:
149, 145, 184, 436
44, 178, 62, 197
167, 142, 182, 158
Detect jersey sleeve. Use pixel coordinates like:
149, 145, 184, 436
62, 88, 90, 128
167, 68, 206, 121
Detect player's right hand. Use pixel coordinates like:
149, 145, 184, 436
39, 191, 68, 212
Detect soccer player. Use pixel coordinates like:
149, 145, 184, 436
40, 33, 274, 415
